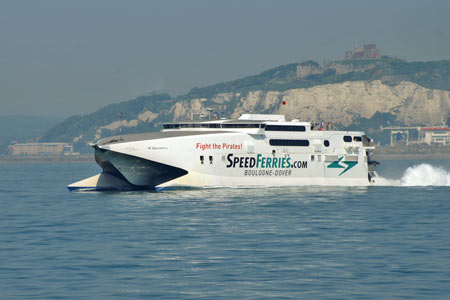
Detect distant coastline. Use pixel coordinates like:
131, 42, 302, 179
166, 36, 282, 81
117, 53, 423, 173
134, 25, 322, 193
373, 145, 450, 160
373, 153, 450, 160
0, 155, 94, 164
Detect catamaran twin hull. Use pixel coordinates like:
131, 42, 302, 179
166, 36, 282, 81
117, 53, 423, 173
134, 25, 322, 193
68, 114, 379, 191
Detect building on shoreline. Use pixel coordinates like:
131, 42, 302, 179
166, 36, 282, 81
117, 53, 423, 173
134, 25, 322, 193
8, 142, 79, 156
422, 127, 450, 145
381, 126, 450, 146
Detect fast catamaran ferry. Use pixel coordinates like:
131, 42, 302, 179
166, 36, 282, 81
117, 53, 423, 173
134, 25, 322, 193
68, 114, 380, 191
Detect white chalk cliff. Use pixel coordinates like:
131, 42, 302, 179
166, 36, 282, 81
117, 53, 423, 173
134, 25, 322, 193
175, 80, 449, 127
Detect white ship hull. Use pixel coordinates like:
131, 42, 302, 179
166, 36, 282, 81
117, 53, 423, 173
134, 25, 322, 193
68, 114, 379, 191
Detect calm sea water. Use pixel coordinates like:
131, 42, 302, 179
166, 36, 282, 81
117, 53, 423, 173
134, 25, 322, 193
1, 161, 450, 299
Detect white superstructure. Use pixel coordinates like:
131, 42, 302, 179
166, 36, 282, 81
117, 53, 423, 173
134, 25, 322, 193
68, 114, 379, 191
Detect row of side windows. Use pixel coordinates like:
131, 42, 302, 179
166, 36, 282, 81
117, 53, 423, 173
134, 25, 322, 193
270, 139, 331, 147
164, 124, 221, 129
265, 125, 306, 132
222, 124, 260, 128
269, 139, 310, 147
344, 136, 362, 142
164, 123, 308, 131
164, 123, 261, 129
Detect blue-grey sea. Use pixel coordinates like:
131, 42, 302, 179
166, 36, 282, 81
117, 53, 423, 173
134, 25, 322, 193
1, 160, 450, 299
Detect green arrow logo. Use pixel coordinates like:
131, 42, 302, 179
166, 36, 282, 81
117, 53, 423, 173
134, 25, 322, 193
327, 156, 358, 176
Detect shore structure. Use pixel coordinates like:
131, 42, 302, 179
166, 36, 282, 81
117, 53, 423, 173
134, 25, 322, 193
8, 142, 79, 156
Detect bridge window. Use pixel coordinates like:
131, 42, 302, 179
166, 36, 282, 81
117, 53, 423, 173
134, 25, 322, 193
265, 125, 306, 132
353, 136, 362, 142
343, 136, 352, 142
269, 139, 310, 147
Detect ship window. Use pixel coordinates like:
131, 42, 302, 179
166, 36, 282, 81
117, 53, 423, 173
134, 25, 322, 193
260, 124, 266, 129
209, 124, 221, 128
343, 136, 352, 142
200, 155, 204, 164
311, 155, 315, 161
269, 139, 309, 147
222, 124, 260, 128
163, 124, 180, 129
324, 140, 330, 147
353, 136, 362, 142
209, 156, 213, 164
265, 125, 306, 132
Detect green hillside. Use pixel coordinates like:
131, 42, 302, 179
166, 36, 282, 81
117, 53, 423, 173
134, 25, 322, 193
39, 57, 450, 152
41, 93, 174, 152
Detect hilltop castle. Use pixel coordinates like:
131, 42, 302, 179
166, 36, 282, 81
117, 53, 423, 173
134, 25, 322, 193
345, 44, 381, 60
297, 44, 382, 79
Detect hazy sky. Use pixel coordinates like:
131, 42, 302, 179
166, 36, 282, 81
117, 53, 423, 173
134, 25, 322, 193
1, 0, 449, 117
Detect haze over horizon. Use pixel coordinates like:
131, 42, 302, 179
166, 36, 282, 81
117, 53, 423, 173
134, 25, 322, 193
1, 0, 449, 118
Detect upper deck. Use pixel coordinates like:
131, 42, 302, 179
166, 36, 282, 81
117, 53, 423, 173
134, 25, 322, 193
163, 114, 310, 133
161, 114, 374, 148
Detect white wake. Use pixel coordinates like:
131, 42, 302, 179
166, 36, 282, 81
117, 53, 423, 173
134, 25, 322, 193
380, 163, 450, 187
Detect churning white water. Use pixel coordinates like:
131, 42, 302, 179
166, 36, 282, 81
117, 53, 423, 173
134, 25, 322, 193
400, 163, 450, 186
378, 163, 450, 187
